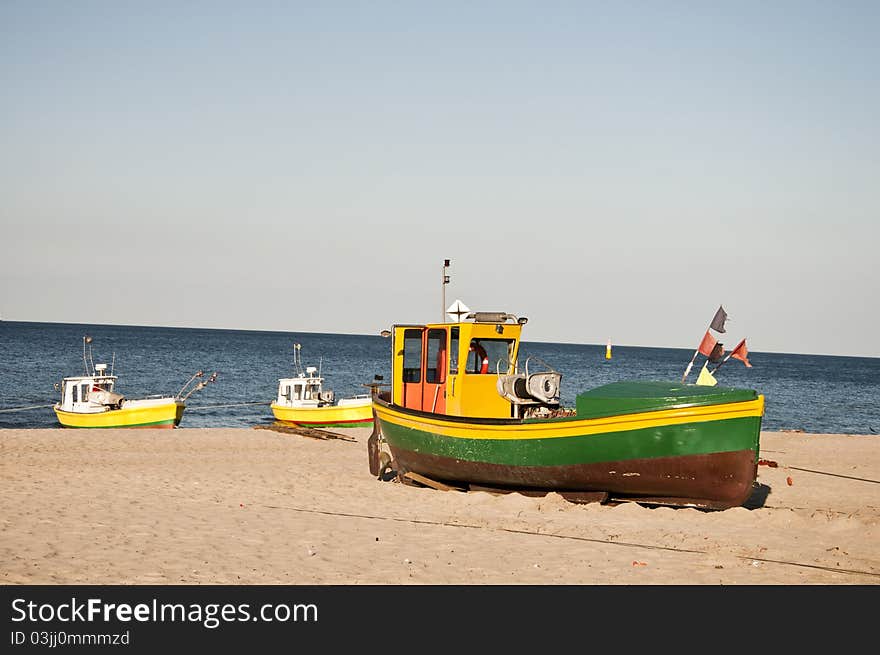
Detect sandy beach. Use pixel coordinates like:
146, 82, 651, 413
1, 427, 877, 585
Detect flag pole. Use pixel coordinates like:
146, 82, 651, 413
711, 336, 747, 374
709, 351, 734, 375
681, 305, 727, 383
681, 349, 700, 383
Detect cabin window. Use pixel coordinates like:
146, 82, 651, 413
465, 339, 515, 375
72, 385, 78, 403
402, 329, 422, 383
282, 385, 291, 401
449, 327, 459, 375
81, 384, 90, 400
425, 329, 447, 383
294, 384, 303, 400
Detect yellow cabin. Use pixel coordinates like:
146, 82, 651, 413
389, 311, 533, 419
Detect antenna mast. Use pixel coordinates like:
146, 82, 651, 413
293, 343, 303, 377
82, 335, 94, 376
442, 259, 450, 322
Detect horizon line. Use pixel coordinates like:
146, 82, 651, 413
2, 318, 876, 360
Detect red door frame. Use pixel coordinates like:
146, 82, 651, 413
401, 327, 448, 413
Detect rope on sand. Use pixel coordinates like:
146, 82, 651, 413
786, 466, 880, 485
259, 503, 880, 579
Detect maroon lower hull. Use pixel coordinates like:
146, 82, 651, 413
389, 447, 758, 510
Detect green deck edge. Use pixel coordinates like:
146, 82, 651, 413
575, 381, 758, 420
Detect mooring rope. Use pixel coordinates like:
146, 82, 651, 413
786, 466, 880, 484
0, 404, 54, 413
259, 503, 880, 579
0, 401, 273, 413
186, 401, 271, 411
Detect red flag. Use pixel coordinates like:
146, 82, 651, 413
697, 331, 717, 357
730, 338, 752, 367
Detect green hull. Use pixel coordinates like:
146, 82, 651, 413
379, 414, 761, 467
374, 381, 764, 509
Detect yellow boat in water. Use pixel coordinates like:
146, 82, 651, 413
54, 392, 185, 429
53, 336, 215, 429
270, 343, 373, 428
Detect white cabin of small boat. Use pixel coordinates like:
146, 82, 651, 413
276, 367, 336, 408
57, 363, 122, 413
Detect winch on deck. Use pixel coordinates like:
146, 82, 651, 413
496, 356, 562, 411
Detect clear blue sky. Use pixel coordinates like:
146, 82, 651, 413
2, 1, 878, 357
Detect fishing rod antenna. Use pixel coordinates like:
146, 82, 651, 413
82, 335, 95, 376
178, 370, 219, 402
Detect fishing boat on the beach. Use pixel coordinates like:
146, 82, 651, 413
368, 311, 764, 510
53, 336, 215, 429
270, 343, 373, 428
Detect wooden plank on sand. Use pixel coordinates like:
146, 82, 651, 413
254, 424, 356, 442
402, 471, 463, 492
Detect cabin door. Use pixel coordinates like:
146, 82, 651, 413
422, 328, 447, 413
401, 328, 424, 411
67, 381, 92, 410
400, 327, 447, 413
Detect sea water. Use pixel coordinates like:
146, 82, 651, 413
1, 321, 877, 435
